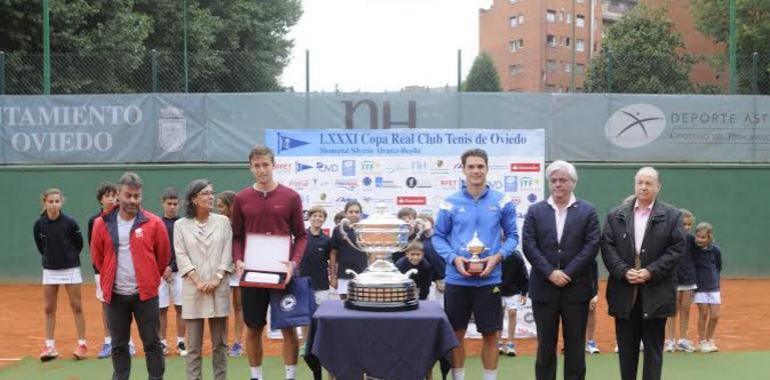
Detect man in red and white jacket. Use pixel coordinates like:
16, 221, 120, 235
91, 172, 169, 380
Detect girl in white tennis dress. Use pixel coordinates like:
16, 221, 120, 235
33, 188, 87, 361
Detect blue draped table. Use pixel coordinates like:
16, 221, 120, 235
304, 300, 458, 380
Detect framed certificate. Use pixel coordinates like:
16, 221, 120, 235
240, 234, 291, 289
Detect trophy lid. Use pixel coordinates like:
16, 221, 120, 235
466, 231, 486, 254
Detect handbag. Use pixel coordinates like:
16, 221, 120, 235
269, 276, 316, 329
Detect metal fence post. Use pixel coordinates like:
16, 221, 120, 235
570, 0, 576, 92
606, 50, 613, 93
305, 49, 310, 93
752, 52, 759, 95
728, 0, 737, 94
457, 49, 462, 92
151, 49, 158, 92
456, 49, 463, 129
0, 51, 5, 95
43, 0, 51, 94
183, 0, 188, 93
305, 49, 310, 128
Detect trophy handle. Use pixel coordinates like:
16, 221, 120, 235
464, 246, 489, 255
411, 218, 426, 241
461, 247, 489, 256
337, 218, 368, 254
394, 218, 426, 254
403, 268, 418, 280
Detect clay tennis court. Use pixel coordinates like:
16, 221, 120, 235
2, 279, 768, 363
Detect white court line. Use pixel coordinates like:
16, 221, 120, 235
0, 358, 21, 361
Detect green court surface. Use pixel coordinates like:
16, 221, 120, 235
1, 352, 768, 379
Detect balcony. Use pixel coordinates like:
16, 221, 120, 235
602, 0, 637, 24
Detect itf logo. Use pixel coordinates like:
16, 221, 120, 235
605, 104, 666, 148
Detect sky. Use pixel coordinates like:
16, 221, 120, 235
280, 0, 493, 92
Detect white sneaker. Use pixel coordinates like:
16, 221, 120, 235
176, 341, 188, 357
614, 344, 619, 353
503, 342, 517, 357
664, 339, 675, 352
700, 340, 717, 353
585, 340, 600, 354
708, 339, 719, 352
677, 339, 696, 353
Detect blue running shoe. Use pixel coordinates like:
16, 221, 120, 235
586, 340, 601, 354
97, 343, 112, 359
228, 342, 243, 357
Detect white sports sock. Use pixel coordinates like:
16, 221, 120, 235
452, 367, 465, 380
483, 368, 498, 380
104, 337, 112, 344
45, 339, 55, 348
77, 339, 87, 346
177, 336, 185, 344
285, 364, 297, 379
160, 339, 167, 346
250, 366, 263, 379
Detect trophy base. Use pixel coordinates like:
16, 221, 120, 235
465, 262, 486, 275
345, 282, 420, 312
345, 298, 419, 312
345, 264, 419, 312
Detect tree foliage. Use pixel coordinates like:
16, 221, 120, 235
0, 0, 302, 93
464, 53, 502, 92
691, 0, 770, 94
584, 4, 693, 94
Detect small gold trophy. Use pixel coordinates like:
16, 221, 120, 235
464, 231, 487, 275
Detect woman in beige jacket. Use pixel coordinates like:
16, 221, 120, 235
175, 179, 232, 380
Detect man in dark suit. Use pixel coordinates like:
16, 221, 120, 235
523, 160, 601, 380
601, 167, 685, 380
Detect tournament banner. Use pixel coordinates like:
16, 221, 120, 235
267, 128, 544, 339
266, 128, 545, 235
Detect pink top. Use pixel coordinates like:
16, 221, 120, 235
633, 200, 654, 255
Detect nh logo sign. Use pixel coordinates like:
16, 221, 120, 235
342, 100, 417, 129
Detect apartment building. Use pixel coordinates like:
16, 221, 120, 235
479, 0, 603, 92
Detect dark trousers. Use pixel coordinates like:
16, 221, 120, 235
106, 294, 165, 380
615, 295, 666, 380
532, 295, 589, 380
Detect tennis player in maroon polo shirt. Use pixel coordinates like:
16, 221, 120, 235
231, 145, 307, 380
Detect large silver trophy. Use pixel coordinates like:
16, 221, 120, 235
338, 205, 424, 311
